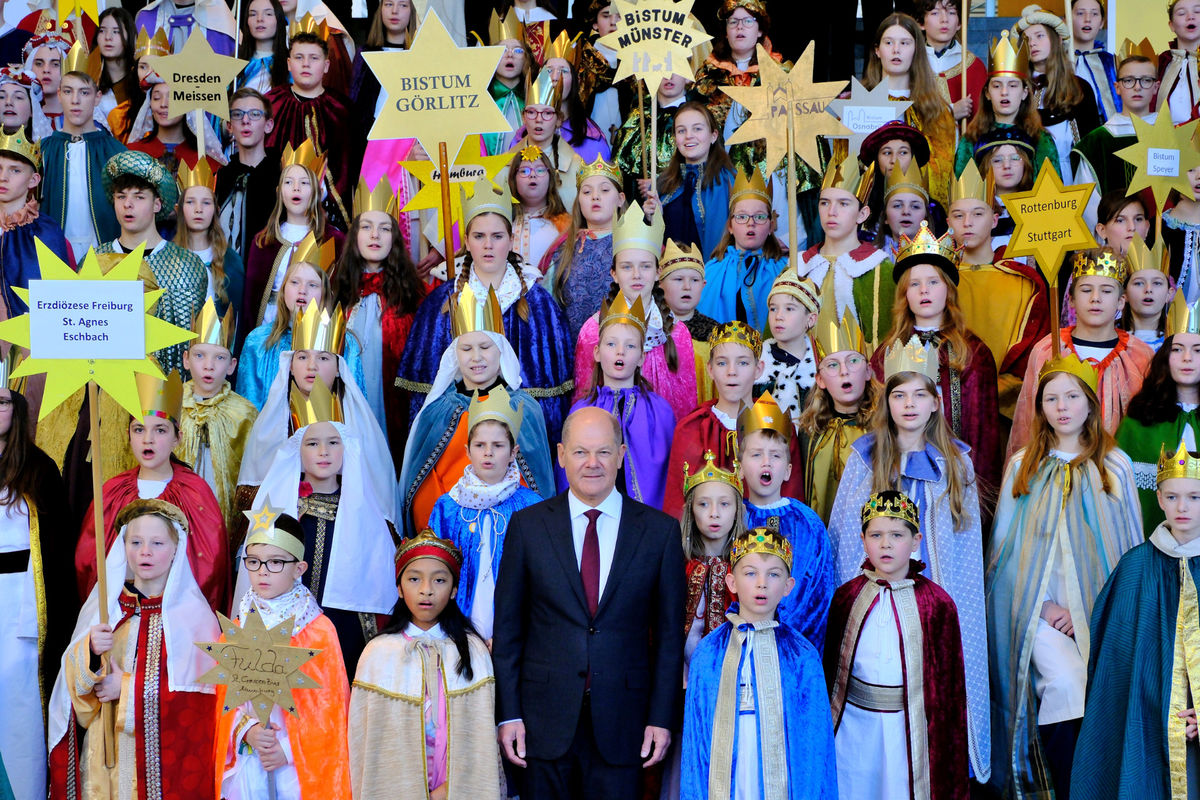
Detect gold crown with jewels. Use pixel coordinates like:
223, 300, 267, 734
730, 527, 793, 570
0, 128, 39, 169
1158, 440, 1200, 484
291, 302, 347, 355
613, 200, 665, 256
658, 238, 704, 279
812, 299, 867, 361
600, 293, 647, 333
191, 298, 235, 350
461, 174, 513, 225
949, 158, 994, 206
467, 384, 523, 436
729, 167, 771, 210
289, 377, 343, 427
895, 220, 962, 269
135, 367, 184, 425
577, 153, 622, 188
683, 449, 743, 496
821, 155, 875, 205
883, 335, 939, 382
1070, 246, 1129, 284
353, 174, 398, 218
450, 284, 505, 338
737, 391, 792, 442
1038, 352, 1099, 394
861, 489, 920, 528
708, 320, 762, 359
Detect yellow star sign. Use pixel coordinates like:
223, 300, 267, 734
57, 0, 98, 25
1003, 161, 1097, 286
364, 8, 510, 166
597, 0, 712, 95
148, 31, 247, 120
197, 608, 322, 726
1115, 101, 1200, 207
721, 43, 851, 174
0, 241, 195, 421
400, 135, 510, 233
244, 499, 285, 535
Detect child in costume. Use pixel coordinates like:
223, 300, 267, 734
826, 490, 969, 799
236, 0, 289, 94
858, 121, 942, 241
740, 392, 834, 649
829, 336, 991, 782
92, 9, 139, 141
217, 509, 351, 800
987, 355, 1141, 798
1123, 235, 1173, 351
1092, 192, 1150, 256
25, 34, 69, 134
566, 293, 676, 506
697, 168, 787, 331
174, 157, 245, 317
348, 0, 416, 163
612, 70, 690, 196
217, 89, 282, 262
428, 387, 542, 643
1160, 0, 1200, 124
660, 238, 719, 404
48, 500, 219, 799
510, 144, 570, 278
511, 33, 609, 164
872, 160, 936, 257
755, 269, 820, 431
479, 10, 527, 157
127, 78, 226, 180
920, 0, 985, 120
680, 527, 838, 800
75, 370, 230, 612
574, 1, 621, 142
1165, 162, 1200, 306
349, 530, 502, 799
1069, 0, 1119, 121
510, 68, 582, 211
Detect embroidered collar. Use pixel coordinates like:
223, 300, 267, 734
449, 461, 521, 510
238, 580, 320, 635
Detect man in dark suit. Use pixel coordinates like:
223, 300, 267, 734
493, 406, 686, 799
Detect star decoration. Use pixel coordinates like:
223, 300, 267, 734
57, 0, 98, 25
244, 498, 285, 535
148, 31, 247, 120
196, 609, 322, 726
825, 77, 913, 156
1115, 101, 1200, 208
597, 0, 712, 95
400, 135, 509, 235
364, 9, 510, 163
0, 241, 195, 421
721, 43, 851, 173
1003, 161, 1096, 286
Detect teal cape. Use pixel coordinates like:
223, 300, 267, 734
39, 130, 125, 247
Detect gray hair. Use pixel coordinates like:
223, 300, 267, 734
561, 406, 623, 447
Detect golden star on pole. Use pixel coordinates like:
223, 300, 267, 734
1115, 101, 1200, 208
721, 43, 851, 174
0, 241, 195, 421
1003, 160, 1096, 287
597, 0, 712, 95
148, 31, 247, 120
400, 135, 509, 233
364, 8, 510, 164
57, 0, 98, 25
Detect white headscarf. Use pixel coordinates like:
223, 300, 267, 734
127, 83, 229, 166
48, 507, 219, 750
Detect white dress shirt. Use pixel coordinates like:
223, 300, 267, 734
567, 488, 623, 603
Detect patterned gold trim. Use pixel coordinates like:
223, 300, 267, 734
28, 502, 47, 720
1169, 558, 1200, 799
143, 611, 164, 800
350, 675, 495, 703
845, 675, 904, 711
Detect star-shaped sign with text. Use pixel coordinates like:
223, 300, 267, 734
365, 9, 510, 164
721, 43, 851, 174
1004, 161, 1096, 286
149, 31, 247, 120
597, 0, 712, 95
400, 135, 510, 235
826, 78, 913, 156
1115, 101, 1200, 208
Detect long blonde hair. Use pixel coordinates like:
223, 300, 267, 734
863, 14, 949, 131
681, 481, 747, 560
878, 263, 972, 372
797, 375, 880, 436
264, 260, 331, 349
1011, 372, 1115, 496
255, 164, 327, 248
551, 174, 624, 306
173, 185, 230, 307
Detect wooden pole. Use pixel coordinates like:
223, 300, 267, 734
650, 92, 660, 184
1048, 261, 1061, 359
438, 142, 455, 282
961, 3, 969, 133
786, 97, 799, 269
638, 80, 649, 181
87, 380, 115, 768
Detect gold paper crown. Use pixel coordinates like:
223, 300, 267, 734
821, 155, 875, 205
577, 154, 621, 188
812, 301, 867, 361
291, 302, 347, 354
461, 175, 513, 225
0, 348, 19, 390
949, 158, 994, 206
542, 30, 580, 63
467, 385, 523, 436
191, 298, 235, 350
768, 268, 819, 314
861, 490, 920, 528
135, 369, 184, 424
289, 11, 330, 40
176, 157, 216, 193
487, 8, 525, 45
450, 284, 505, 337
0, 128, 40, 168
292, 231, 337, 273
990, 29, 1031, 79
883, 159, 929, 203
1070, 247, 1128, 284
1185, 300, 1200, 335
1158, 441, 1200, 484
658, 238, 705, 279
708, 320, 763, 359
729, 167, 771, 210
682, 449, 743, 496
600, 293, 647, 333
63, 39, 88, 74
242, 498, 305, 561
613, 200, 666, 256
519, 143, 544, 162
883, 335, 940, 382
737, 391, 792, 442
1125, 233, 1169, 276
730, 527, 793, 570
134, 28, 171, 59
895, 221, 962, 268
525, 67, 562, 108
289, 378, 343, 427
1119, 37, 1156, 62
1037, 352, 1099, 394
353, 174, 398, 219
280, 139, 327, 181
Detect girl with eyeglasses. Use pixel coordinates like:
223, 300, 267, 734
972, 128, 1037, 254
508, 145, 569, 276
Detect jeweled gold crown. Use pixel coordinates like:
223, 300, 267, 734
683, 449, 743, 496
861, 490, 920, 528
177, 157, 216, 193
0, 128, 40, 169
191, 297, 234, 350
895, 221, 962, 269
467, 384, 522, 436
990, 29, 1031, 80
1158, 440, 1200, 484
135, 28, 171, 59
290, 378, 343, 427
1119, 37, 1156, 62
519, 143, 544, 163
289, 11, 330, 40
450, 284, 505, 338
738, 391, 792, 442
948, 159, 994, 207
353, 174, 398, 219
613, 200, 665, 256
542, 30, 580, 63
291, 302, 347, 355
525, 67, 562, 109
135, 368, 184, 425
280, 139, 327, 182
577, 154, 621, 188
883, 335, 939, 382
659, 238, 704, 279
461, 175, 513, 225
729, 167, 771, 210
600, 293, 647, 333
63, 39, 88, 75
1038, 352, 1099, 394
730, 527, 793, 571
1125, 233, 1169, 276
292, 231, 336, 273
821, 155, 875, 205
768, 268, 819, 314
243, 498, 305, 561
708, 320, 762, 359
396, 529, 463, 575
812, 300, 867, 362
883, 159, 928, 203
1070, 247, 1128, 284
487, 8, 525, 45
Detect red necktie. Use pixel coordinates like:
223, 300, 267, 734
581, 509, 601, 617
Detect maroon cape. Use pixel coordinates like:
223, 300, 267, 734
265, 85, 355, 202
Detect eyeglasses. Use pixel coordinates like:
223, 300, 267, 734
726, 15, 757, 28
1117, 76, 1158, 89
523, 107, 557, 121
518, 166, 549, 177
732, 212, 770, 224
243, 556, 299, 573
230, 109, 266, 121
504, 46, 526, 56
989, 154, 1024, 165
819, 354, 866, 374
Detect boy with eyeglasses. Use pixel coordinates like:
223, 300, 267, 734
217, 88, 280, 262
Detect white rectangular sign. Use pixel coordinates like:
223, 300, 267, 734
1148, 147, 1181, 177
840, 105, 900, 134
28, 280, 145, 359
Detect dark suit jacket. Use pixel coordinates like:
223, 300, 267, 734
493, 491, 686, 765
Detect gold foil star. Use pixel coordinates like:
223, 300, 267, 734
364, 8, 510, 164
244, 498, 285, 535
597, 0, 712, 95
400, 135, 510, 234
148, 31, 247, 120
721, 43, 851, 173
1003, 161, 1097, 287
1115, 101, 1200, 208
